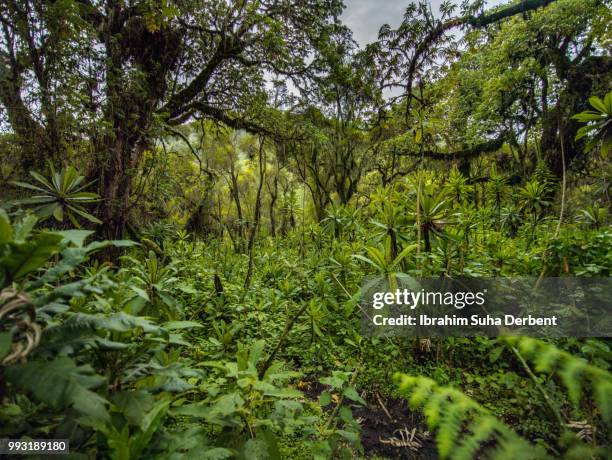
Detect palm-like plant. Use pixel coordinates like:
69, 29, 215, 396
11, 165, 101, 227
572, 90, 612, 157
171, 229, 193, 258
122, 251, 182, 320
370, 202, 411, 260
517, 179, 550, 225
486, 170, 508, 219
500, 205, 522, 237
321, 205, 348, 239
576, 204, 608, 229
411, 187, 451, 252
352, 243, 417, 291
445, 167, 472, 204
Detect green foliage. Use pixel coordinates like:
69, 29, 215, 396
572, 91, 612, 157
11, 165, 101, 227
393, 373, 549, 459
121, 252, 183, 320
576, 204, 608, 229
173, 340, 316, 457
410, 185, 452, 252
502, 337, 612, 425
0, 0, 611, 457
518, 179, 550, 224
352, 244, 417, 276
5, 357, 109, 422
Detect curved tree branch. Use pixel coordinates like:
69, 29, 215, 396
404, 0, 557, 108
395, 136, 506, 161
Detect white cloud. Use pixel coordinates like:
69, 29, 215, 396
341, 0, 507, 48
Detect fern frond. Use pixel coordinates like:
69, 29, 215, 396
502, 337, 612, 425
393, 373, 550, 460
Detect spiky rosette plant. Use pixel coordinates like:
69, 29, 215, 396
12, 165, 101, 227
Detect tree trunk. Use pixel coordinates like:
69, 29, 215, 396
268, 173, 278, 237
95, 14, 179, 242
244, 138, 266, 289
423, 225, 432, 253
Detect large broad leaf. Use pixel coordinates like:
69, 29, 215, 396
130, 286, 150, 302
63, 311, 160, 334
248, 339, 266, 366
342, 387, 366, 405
0, 209, 13, 245
162, 321, 204, 330
5, 356, 109, 422
12, 215, 38, 242
40, 312, 157, 352
149, 427, 234, 460
390, 244, 418, 269
111, 390, 155, 428
34, 246, 91, 286
0, 232, 64, 282
66, 204, 102, 225
130, 399, 171, 459
34, 238, 135, 287
52, 230, 95, 247
85, 239, 137, 252
10, 181, 48, 193
173, 393, 244, 427
589, 96, 607, 114
239, 439, 274, 460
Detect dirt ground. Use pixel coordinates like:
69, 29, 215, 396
302, 380, 438, 459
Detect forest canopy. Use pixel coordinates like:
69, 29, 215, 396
0, 0, 611, 458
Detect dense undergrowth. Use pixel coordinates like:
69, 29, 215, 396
1, 181, 610, 458
0, 0, 611, 458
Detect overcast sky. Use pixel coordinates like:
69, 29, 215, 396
341, 0, 507, 48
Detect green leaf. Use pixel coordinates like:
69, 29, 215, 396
342, 387, 366, 405
66, 204, 102, 224
336, 429, 360, 444
0, 332, 12, 361
258, 428, 281, 460
52, 230, 95, 247
130, 399, 170, 458
0, 232, 64, 281
351, 254, 378, 269
263, 387, 303, 398
241, 439, 271, 460
29, 170, 53, 190
320, 375, 345, 389
174, 393, 244, 427
201, 448, 234, 459
53, 205, 64, 221
10, 181, 48, 193
36, 202, 60, 218
589, 96, 607, 114
319, 391, 331, 406
101, 312, 160, 333
5, 357, 109, 421
85, 240, 138, 253
0, 210, 13, 245
163, 320, 204, 330
111, 390, 154, 428
130, 286, 150, 302
13, 215, 37, 242
604, 91, 612, 114
391, 243, 418, 269
575, 125, 594, 141
34, 246, 90, 286
249, 339, 266, 366
572, 111, 603, 122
